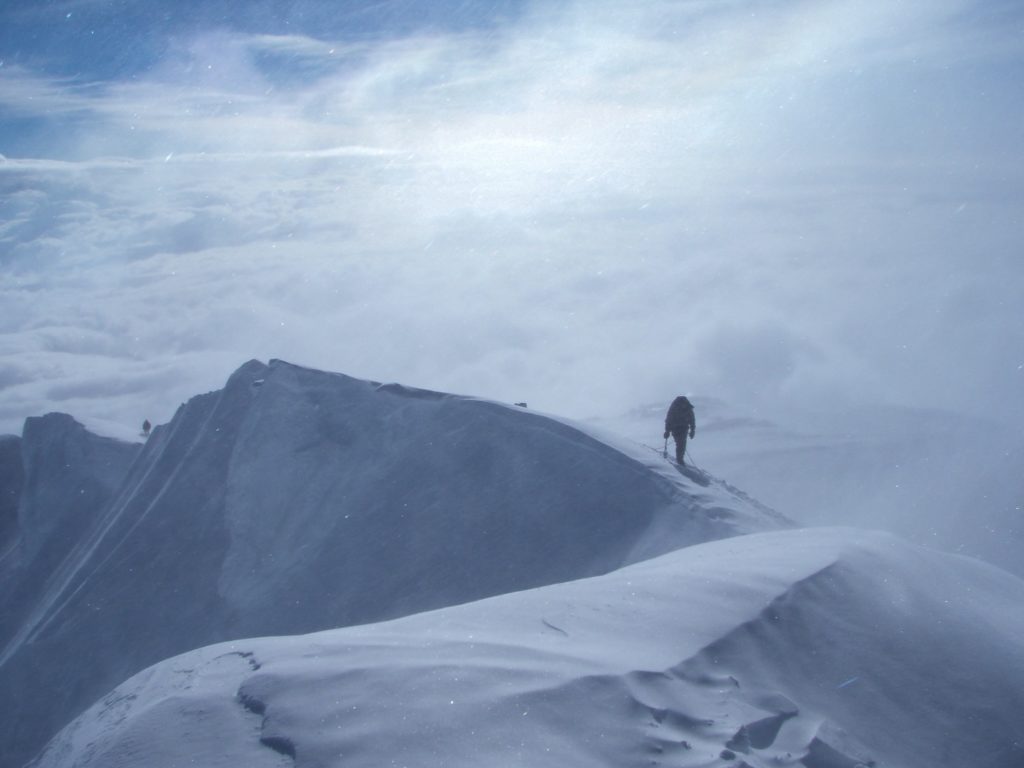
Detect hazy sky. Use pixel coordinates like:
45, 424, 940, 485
1, 0, 1022, 439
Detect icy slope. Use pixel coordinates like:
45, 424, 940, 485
32, 528, 1024, 768
0, 359, 784, 768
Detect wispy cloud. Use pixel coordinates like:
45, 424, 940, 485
0, 66, 105, 116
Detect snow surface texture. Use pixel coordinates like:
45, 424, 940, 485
31, 528, 1024, 768
0, 360, 782, 768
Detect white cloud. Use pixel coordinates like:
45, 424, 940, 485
0, 0, 1022, 438
0, 66, 103, 116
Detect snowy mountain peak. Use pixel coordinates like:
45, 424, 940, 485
11, 412, 137, 565
0, 359, 786, 768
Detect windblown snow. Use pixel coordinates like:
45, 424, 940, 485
0, 359, 783, 767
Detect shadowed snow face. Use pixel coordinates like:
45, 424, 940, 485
1, 0, 1022, 437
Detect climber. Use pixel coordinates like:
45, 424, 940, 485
663, 396, 696, 464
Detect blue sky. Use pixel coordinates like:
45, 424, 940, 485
0, 0, 530, 155
1, 0, 1022, 438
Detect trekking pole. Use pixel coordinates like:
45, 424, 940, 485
662, 437, 668, 459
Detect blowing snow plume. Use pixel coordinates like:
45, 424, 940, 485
0, 359, 783, 768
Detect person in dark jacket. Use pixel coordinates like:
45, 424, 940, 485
663, 396, 696, 464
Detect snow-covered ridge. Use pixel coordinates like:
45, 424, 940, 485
31, 528, 1024, 768
591, 398, 1024, 579
0, 359, 785, 768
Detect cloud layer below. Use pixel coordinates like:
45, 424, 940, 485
1, 0, 1022, 438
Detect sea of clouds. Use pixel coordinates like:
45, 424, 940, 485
1, 0, 1021, 439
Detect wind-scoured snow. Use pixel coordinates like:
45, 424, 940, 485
0, 359, 783, 768
31, 528, 1024, 768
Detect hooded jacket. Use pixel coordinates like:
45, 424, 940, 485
664, 396, 696, 438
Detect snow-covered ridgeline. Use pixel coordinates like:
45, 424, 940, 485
31, 528, 1024, 768
591, 400, 1024, 579
0, 359, 782, 768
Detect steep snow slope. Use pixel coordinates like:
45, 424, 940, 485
0, 359, 785, 768
0, 435, 22, 553
0, 414, 138, 648
8, 414, 138, 563
31, 528, 1024, 768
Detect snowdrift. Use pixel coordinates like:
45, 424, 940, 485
0, 359, 783, 767
31, 528, 1024, 768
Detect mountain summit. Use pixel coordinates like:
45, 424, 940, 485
0, 359, 785, 767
